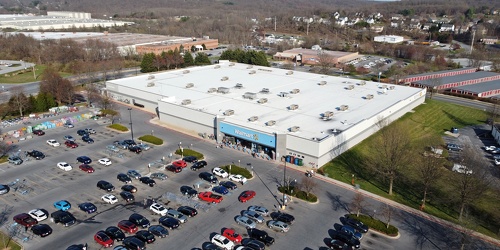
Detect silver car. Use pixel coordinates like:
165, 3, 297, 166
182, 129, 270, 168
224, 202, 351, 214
241, 210, 264, 223
150, 173, 167, 180
166, 208, 188, 223
267, 220, 290, 232
127, 170, 141, 179
235, 215, 256, 229
247, 205, 269, 216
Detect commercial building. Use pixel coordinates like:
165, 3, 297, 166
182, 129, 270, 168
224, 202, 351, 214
273, 48, 359, 66
106, 61, 425, 168
136, 37, 219, 55
373, 35, 404, 44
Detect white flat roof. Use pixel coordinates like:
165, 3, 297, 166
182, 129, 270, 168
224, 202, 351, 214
110, 62, 423, 140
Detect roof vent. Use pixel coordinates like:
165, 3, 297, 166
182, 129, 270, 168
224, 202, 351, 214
257, 98, 268, 104
365, 94, 374, 100
382, 85, 388, 89
289, 126, 300, 132
346, 85, 355, 90
286, 71, 294, 75
359, 80, 366, 86
290, 89, 300, 94
223, 109, 235, 116
147, 82, 155, 87
147, 75, 155, 80
243, 92, 257, 99
318, 81, 327, 86
260, 88, 270, 94
389, 85, 395, 90
278, 92, 289, 97
221, 76, 229, 81
235, 83, 243, 89
186, 83, 194, 88
214, 65, 221, 69
229, 62, 235, 66
322, 111, 334, 120
248, 116, 258, 122
208, 88, 217, 93
249, 70, 256, 75
183, 70, 190, 74
266, 120, 276, 126
217, 87, 230, 94
181, 99, 191, 105
288, 104, 299, 110
339, 105, 349, 111
247, 65, 254, 69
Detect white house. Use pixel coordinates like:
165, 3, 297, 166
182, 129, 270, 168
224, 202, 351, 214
439, 24, 455, 32
374, 35, 404, 44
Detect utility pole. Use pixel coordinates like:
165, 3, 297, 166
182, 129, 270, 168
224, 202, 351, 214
274, 16, 277, 32
470, 27, 476, 54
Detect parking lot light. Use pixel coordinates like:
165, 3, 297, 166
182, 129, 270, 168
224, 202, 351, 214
128, 108, 134, 140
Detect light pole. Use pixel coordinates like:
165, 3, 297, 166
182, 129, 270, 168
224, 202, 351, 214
127, 108, 134, 140
282, 159, 287, 209
378, 71, 382, 83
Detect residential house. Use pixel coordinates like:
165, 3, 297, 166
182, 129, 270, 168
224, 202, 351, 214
409, 21, 421, 30
439, 24, 455, 32
336, 17, 348, 26
481, 37, 498, 45
366, 17, 375, 24
422, 23, 435, 30
391, 14, 404, 21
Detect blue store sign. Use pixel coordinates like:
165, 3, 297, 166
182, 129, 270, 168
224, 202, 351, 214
220, 122, 276, 148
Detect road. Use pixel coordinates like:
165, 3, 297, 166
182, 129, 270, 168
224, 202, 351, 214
430, 93, 495, 111
0, 104, 498, 250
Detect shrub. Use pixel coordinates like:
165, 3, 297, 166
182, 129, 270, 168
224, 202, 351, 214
138, 135, 163, 145
346, 214, 399, 236
108, 123, 128, 132
220, 165, 252, 179
278, 186, 318, 203
175, 148, 204, 160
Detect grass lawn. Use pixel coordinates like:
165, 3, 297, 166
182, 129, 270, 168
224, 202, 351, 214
0, 232, 22, 250
322, 99, 500, 238
0, 65, 71, 84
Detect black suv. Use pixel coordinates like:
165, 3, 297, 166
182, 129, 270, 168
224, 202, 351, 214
198, 172, 218, 184
105, 226, 125, 241
97, 180, 115, 191
273, 212, 295, 224
129, 213, 150, 228
124, 140, 137, 146
120, 191, 135, 202
333, 230, 360, 249
180, 186, 198, 197
191, 160, 207, 171
76, 156, 92, 164
50, 210, 76, 227
183, 156, 198, 163
27, 150, 45, 160
248, 228, 275, 246
344, 216, 369, 233
117, 173, 132, 183
128, 145, 142, 154
177, 206, 198, 217
77, 130, 89, 136
123, 236, 146, 250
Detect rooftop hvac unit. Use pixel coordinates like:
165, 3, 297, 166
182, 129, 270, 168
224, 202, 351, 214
289, 126, 300, 132
186, 83, 194, 88
339, 105, 349, 111
318, 81, 327, 86
260, 88, 270, 94
248, 116, 258, 122
266, 120, 276, 126
147, 75, 155, 80
183, 70, 190, 74
257, 98, 268, 104
290, 89, 300, 94
389, 85, 395, 90
249, 70, 256, 75
347, 85, 355, 90
288, 104, 299, 110
322, 111, 334, 120
359, 80, 366, 86
278, 92, 289, 97
221, 76, 229, 81
181, 99, 191, 105
243, 92, 257, 99
223, 109, 235, 116
208, 88, 217, 93
235, 83, 243, 89
286, 71, 294, 75
382, 85, 388, 89
247, 65, 253, 69
217, 87, 230, 94
366, 94, 374, 100
214, 65, 221, 69
229, 62, 235, 66
146, 82, 155, 87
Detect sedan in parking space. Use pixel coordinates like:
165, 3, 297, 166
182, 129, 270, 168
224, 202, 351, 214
129, 213, 150, 228
31, 224, 52, 237
159, 216, 180, 230
150, 172, 167, 180
85, 128, 97, 134
28, 209, 48, 222
326, 239, 350, 250
65, 140, 79, 148
123, 139, 137, 146
118, 220, 139, 234
212, 185, 229, 195
172, 160, 187, 168
64, 135, 75, 142
238, 190, 256, 203
77, 129, 89, 136
101, 194, 118, 204
97, 180, 115, 191
267, 220, 290, 232
137, 143, 151, 151
199, 172, 219, 184
113, 140, 129, 149
165, 208, 188, 223
135, 230, 156, 244
148, 225, 169, 238
242, 210, 264, 223
340, 225, 363, 240
139, 177, 156, 187
127, 170, 142, 179
128, 145, 142, 154
123, 236, 145, 250
219, 181, 238, 190
54, 200, 71, 211
332, 230, 360, 249
343, 216, 369, 233
150, 203, 168, 216
117, 173, 132, 184
120, 191, 135, 202
241, 238, 265, 250
235, 215, 256, 229
98, 158, 112, 166
191, 160, 207, 171
27, 150, 45, 160
272, 212, 295, 224
212, 167, 229, 178
46, 139, 60, 147
222, 228, 242, 243
32, 130, 45, 136
182, 156, 197, 163
77, 156, 92, 164
57, 162, 72, 171
166, 165, 182, 173
121, 185, 137, 193
177, 206, 198, 217
247, 206, 269, 217
229, 174, 248, 184
79, 164, 94, 173
94, 230, 114, 248
13, 213, 38, 227
211, 234, 234, 250
180, 186, 198, 197
82, 136, 94, 144
202, 242, 223, 250
105, 226, 126, 242
78, 202, 97, 214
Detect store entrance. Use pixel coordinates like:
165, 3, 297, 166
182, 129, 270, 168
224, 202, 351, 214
223, 135, 274, 158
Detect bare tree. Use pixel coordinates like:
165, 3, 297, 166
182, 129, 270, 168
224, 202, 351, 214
317, 51, 334, 74
417, 153, 443, 210
379, 203, 393, 229
298, 176, 317, 199
85, 83, 101, 107
9, 86, 29, 116
350, 192, 367, 217
39, 67, 74, 105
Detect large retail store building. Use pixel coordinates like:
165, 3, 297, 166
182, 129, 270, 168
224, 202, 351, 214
106, 61, 426, 168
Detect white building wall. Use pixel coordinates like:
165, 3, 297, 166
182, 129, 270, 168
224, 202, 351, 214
105, 82, 160, 112
157, 101, 215, 136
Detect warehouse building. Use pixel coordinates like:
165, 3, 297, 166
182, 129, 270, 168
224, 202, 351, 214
273, 48, 359, 66
105, 61, 426, 168
373, 35, 404, 44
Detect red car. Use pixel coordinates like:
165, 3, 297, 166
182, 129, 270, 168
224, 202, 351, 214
118, 220, 139, 234
79, 164, 95, 173
32, 130, 45, 136
198, 192, 223, 204
13, 213, 38, 227
65, 140, 79, 148
94, 230, 114, 248
172, 160, 187, 168
166, 165, 182, 173
222, 228, 242, 243
238, 190, 256, 203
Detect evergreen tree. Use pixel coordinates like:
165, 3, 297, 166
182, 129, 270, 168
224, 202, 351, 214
183, 53, 195, 67
140, 53, 156, 73
194, 53, 211, 65
35, 92, 48, 112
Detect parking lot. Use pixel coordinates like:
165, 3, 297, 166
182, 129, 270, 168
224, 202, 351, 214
1, 105, 497, 250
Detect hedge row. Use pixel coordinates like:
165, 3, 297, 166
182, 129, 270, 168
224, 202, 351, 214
138, 135, 163, 145
221, 165, 253, 179
346, 214, 399, 236
107, 123, 129, 132
278, 186, 318, 203
175, 148, 204, 160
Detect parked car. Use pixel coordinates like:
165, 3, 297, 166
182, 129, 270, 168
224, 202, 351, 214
129, 213, 150, 228
85, 128, 97, 134
139, 176, 156, 187
118, 220, 139, 234
78, 202, 97, 214
28, 209, 48, 222
248, 228, 274, 246
31, 224, 52, 237
212, 167, 229, 178
247, 206, 269, 217
117, 173, 132, 183
137, 143, 151, 151
135, 230, 156, 244
97, 180, 115, 192
165, 208, 188, 223
172, 160, 187, 168
340, 225, 363, 240
332, 230, 360, 249
199, 172, 219, 184
222, 228, 242, 243
105, 226, 126, 242
122, 236, 145, 250
46, 139, 60, 147
148, 225, 169, 238
64, 135, 75, 142
447, 143, 462, 151
77, 130, 89, 136
198, 192, 223, 203
32, 130, 45, 136
452, 164, 473, 175
82, 136, 94, 144
65, 140, 79, 148
211, 234, 235, 250
13, 213, 38, 227
238, 190, 256, 203
27, 150, 45, 160
326, 239, 349, 250
120, 191, 135, 202
159, 216, 180, 230
242, 210, 264, 223
177, 206, 198, 217
212, 185, 229, 195
191, 160, 208, 171
121, 185, 137, 193
50, 210, 76, 227
183, 156, 198, 163
101, 194, 118, 204
98, 158, 112, 166
64, 123, 74, 128
57, 162, 73, 171
77, 156, 92, 164
128, 145, 142, 154
343, 216, 369, 233
166, 165, 182, 173
229, 174, 247, 184
53, 200, 71, 211
235, 215, 256, 229
127, 170, 142, 179
0, 184, 9, 195
272, 212, 295, 224
8, 155, 23, 165
114, 140, 129, 149
180, 186, 198, 197
150, 203, 168, 216
150, 172, 167, 180
267, 220, 290, 232
79, 164, 94, 173
241, 238, 265, 250
94, 230, 114, 248
123, 140, 137, 146
219, 181, 238, 190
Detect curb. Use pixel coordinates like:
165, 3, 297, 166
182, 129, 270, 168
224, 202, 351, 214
277, 190, 320, 205
369, 228, 401, 239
